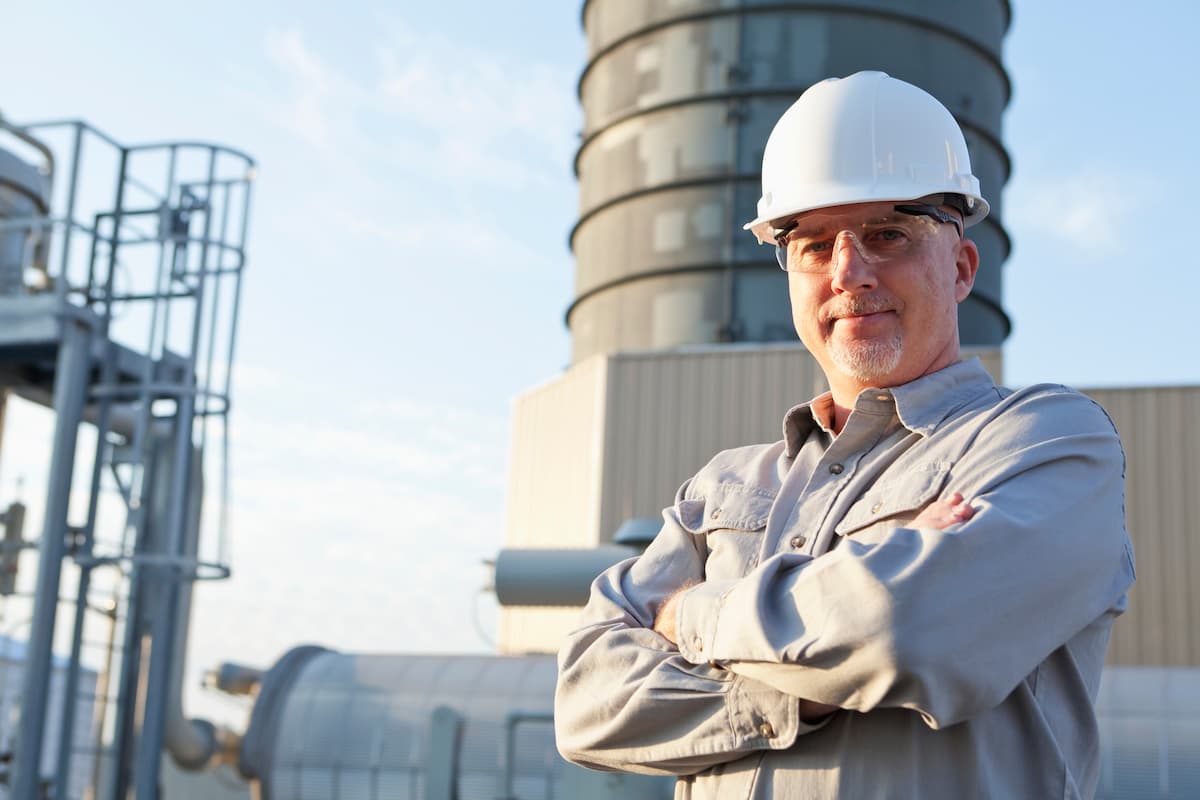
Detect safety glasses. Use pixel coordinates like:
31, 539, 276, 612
773, 203, 962, 272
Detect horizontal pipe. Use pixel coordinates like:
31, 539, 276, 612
493, 546, 638, 607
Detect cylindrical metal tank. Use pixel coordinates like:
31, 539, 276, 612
569, 0, 1012, 362
0, 140, 51, 295
237, 648, 671, 800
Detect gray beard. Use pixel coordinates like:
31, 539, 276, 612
828, 335, 903, 382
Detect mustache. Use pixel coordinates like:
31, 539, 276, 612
822, 296, 896, 323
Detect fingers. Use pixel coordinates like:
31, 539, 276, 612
943, 492, 975, 523
912, 492, 976, 529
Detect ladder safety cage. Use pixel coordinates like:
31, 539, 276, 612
0, 116, 254, 800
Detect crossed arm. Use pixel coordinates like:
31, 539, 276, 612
555, 391, 1132, 775
555, 490, 994, 775
650, 492, 978, 722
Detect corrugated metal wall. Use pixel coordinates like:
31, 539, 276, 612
597, 346, 826, 539
1085, 386, 1200, 667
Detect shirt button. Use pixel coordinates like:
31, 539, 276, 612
789, 535, 806, 549
758, 722, 775, 738
829, 463, 844, 474
870, 501, 882, 514
710, 508, 721, 520
693, 636, 704, 652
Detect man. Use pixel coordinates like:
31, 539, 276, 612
554, 72, 1135, 799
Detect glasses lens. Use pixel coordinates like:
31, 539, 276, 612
775, 212, 941, 273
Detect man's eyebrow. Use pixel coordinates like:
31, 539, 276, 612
791, 213, 904, 237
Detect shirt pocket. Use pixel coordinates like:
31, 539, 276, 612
834, 462, 952, 541
677, 483, 774, 581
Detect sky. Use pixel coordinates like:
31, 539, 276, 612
0, 0, 1197, 731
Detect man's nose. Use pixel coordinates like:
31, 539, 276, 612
829, 232, 879, 294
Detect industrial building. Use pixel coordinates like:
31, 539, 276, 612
0, 1, 1195, 798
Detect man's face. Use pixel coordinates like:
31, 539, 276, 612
782, 201, 979, 394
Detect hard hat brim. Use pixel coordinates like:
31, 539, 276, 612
744, 191, 990, 245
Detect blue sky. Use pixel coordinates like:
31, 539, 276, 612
0, 2, 1196, 725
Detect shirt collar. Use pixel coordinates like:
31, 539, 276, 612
782, 358, 997, 456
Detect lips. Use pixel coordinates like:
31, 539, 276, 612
837, 310, 892, 323
823, 299, 897, 326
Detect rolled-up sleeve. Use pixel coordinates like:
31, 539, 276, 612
555, 498, 827, 775
673, 388, 1135, 729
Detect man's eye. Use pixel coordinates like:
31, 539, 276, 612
867, 228, 909, 244
800, 239, 833, 254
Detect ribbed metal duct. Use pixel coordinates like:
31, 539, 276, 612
239, 649, 671, 800
569, 0, 1012, 363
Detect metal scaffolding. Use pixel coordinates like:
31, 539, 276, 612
0, 117, 253, 799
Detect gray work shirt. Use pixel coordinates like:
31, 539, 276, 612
555, 359, 1135, 799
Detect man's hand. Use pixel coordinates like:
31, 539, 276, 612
657, 586, 841, 722
912, 491, 975, 529
652, 584, 693, 646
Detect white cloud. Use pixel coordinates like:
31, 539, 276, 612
373, 51, 574, 187
1005, 169, 1158, 254
263, 27, 331, 89
261, 27, 352, 150
258, 22, 577, 190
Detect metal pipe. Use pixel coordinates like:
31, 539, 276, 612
52, 535, 96, 800
9, 312, 92, 800
162, 446, 218, 771
0, 387, 7, 487
54, 195, 130, 795
132, 147, 218, 799
105, 539, 146, 800
56, 123, 83, 283
86, 597, 118, 800
0, 113, 55, 179
203, 662, 263, 696
218, 173, 253, 566
492, 546, 638, 606
103, 143, 144, 800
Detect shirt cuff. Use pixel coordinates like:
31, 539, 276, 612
676, 581, 835, 745
727, 670, 835, 750
675, 579, 738, 664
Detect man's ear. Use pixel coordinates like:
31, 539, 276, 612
954, 238, 980, 303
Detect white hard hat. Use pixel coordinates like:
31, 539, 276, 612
744, 71, 989, 244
